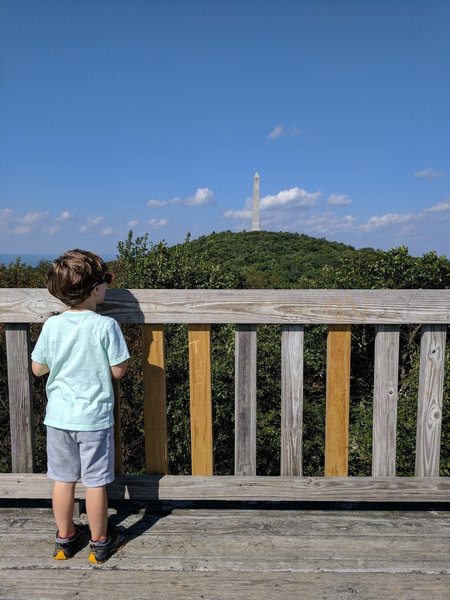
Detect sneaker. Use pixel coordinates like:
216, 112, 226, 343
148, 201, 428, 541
88, 525, 127, 564
53, 523, 84, 560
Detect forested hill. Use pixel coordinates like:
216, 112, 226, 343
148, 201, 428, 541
179, 230, 377, 287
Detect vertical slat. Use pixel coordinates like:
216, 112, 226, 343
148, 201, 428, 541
325, 324, 351, 476
235, 324, 257, 475
142, 324, 168, 475
188, 325, 213, 475
281, 325, 304, 476
5, 324, 35, 472
415, 324, 447, 477
372, 325, 400, 476
112, 379, 122, 474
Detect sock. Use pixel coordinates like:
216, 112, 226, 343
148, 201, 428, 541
56, 528, 77, 543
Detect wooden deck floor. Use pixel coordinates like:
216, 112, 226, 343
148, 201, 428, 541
0, 503, 449, 600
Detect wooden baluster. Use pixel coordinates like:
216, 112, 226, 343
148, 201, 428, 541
5, 324, 35, 473
188, 325, 213, 475
142, 324, 168, 475
415, 324, 447, 477
325, 325, 351, 476
235, 324, 257, 476
281, 325, 304, 476
372, 325, 400, 477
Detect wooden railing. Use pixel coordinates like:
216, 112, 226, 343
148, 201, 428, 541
0, 288, 449, 503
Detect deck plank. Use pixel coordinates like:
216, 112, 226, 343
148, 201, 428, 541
0, 507, 449, 599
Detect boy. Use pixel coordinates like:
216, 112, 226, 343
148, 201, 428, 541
31, 249, 130, 564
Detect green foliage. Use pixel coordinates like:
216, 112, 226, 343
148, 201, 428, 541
0, 232, 449, 477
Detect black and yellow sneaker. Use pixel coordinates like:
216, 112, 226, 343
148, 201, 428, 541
53, 523, 84, 560
88, 525, 127, 564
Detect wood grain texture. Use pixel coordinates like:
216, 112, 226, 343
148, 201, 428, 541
415, 325, 447, 477
235, 325, 257, 475
188, 325, 213, 475
1, 474, 449, 501
325, 325, 351, 476
142, 325, 168, 475
281, 325, 304, 476
372, 325, 400, 477
1, 288, 450, 324
5, 324, 34, 473
1, 506, 449, 600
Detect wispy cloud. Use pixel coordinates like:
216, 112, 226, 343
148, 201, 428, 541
13, 211, 48, 234
0, 208, 13, 230
423, 198, 450, 213
127, 219, 139, 227
414, 168, 444, 179
328, 194, 352, 206
55, 210, 75, 222
267, 124, 301, 140
148, 188, 215, 208
79, 216, 105, 233
360, 213, 415, 232
224, 208, 252, 219
148, 218, 169, 228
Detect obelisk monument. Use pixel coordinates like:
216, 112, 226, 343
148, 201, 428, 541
250, 171, 261, 232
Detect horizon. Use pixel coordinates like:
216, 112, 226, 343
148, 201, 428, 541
1, 0, 449, 259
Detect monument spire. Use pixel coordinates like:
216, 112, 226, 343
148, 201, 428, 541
250, 171, 261, 232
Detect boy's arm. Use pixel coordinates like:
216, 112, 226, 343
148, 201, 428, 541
32, 360, 50, 377
111, 360, 128, 380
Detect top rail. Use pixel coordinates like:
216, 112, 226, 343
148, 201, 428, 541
1, 288, 450, 324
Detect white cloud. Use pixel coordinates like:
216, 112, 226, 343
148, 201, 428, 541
22, 211, 48, 225
224, 209, 252, 219
148, 218, 169, 228
55, 210, 74, 222
328, 194, 352, 206
360, 213, 414, 232
79, 216, 105, 233
185, 188, 215, 206
127, 219, 139, 227
45, 224, 61, 234
147, 198, 180, 208
414, 168, 444, 179
267, 125, 284, 139
300, 212, 358, 233
260, 187, 320, 210
267, 125, 301, 140
423, 198, 450, 213
100, 226, 114, 236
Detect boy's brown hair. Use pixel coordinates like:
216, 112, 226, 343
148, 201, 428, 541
46, 249, 107, 307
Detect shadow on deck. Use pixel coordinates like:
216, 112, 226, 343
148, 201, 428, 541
1, 501, 449, 600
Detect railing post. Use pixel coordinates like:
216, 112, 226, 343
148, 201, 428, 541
235, 324, 257, 476
372, 325, 400, 476
281, 324, 304, 476
188, 324, 213, 475
325, 325, 351, 476
415, 324, 446, 477
5, 324, 35, 473
142, 324, 168, 475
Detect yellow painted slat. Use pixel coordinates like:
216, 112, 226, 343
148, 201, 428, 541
325, 325, 351, 476
142, 324, 168, 475
188, 325, 213, 475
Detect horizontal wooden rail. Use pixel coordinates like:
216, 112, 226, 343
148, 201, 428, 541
1, 288, 450, 324
0, 474, 448, 502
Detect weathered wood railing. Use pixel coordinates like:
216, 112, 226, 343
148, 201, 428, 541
0, 288, 449, 502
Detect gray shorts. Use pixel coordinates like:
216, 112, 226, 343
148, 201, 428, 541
46, 426, 115, 487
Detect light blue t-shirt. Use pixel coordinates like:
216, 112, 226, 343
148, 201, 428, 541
31, 310, 130, 431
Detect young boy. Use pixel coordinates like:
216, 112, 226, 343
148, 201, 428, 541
31, 249, 130, 564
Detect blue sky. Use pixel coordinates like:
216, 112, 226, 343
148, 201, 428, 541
1, 0, 449, 260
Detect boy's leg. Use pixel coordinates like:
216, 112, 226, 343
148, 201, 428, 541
52, 481, 77, 538
85, 485, 108, 542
